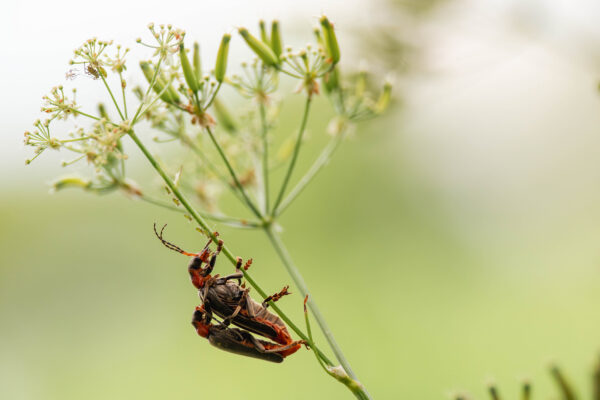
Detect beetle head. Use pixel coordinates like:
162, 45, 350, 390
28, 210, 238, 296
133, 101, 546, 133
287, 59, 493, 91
192, 306, 211, 338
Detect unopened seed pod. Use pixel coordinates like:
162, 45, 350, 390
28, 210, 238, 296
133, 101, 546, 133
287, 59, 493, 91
140, 61, 175, 103
193, 42, 202, 82
320, 16, 340, 65
313, 27, 324, 47
375, 81, 392, 114
259, 20, 269, 44
52, 177, 91, 192
270, 20, 283, 58
213, 99, 238, 134
323, 67, 340, 93
180, 44, 200, 92
215, 34, 231, 83
97, 103, 109, 119
238, 27, 279, 67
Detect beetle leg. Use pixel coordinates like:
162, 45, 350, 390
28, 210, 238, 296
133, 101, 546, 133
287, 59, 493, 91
262, 340, 307, 354
217, 257, 244, 284
247, 333, 267, 352
262, 285, 291, 308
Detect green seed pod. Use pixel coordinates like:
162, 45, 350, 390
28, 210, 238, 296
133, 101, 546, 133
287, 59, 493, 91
140, 61, 174, 103
215, 34, 231, 83
238, 27, 279, 67
320, 16, 340, 65
313, 27, 324, 47
193, 42, 202, 83
97, 103, 109, 119
179, 43, 200, 92
52, 177, 91, 192
355, 69, 367, 98
323, 67, 340, 93
259, 20, 269, 44
213, 99, 238, 134
270, 20, 283, 57
375, 81, 392, 114
166, 84, 180, 104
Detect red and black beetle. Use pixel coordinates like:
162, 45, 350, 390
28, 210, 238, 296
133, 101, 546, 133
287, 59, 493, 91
154, 224, 305, 359
192, 306, 304, 363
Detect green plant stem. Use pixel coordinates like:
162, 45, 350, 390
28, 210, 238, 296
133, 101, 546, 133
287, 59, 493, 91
271, 95, 312, 216
205, 126, 263, 220
274, 128, 346, 217
99, 73, 125, 121
132, 56, 164, 124
119, 72, 128, 119
259, 103, 270, 213
264, 225, 371, 400
126, 129, 333, 367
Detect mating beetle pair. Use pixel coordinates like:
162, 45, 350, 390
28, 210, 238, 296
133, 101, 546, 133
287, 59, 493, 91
154, 224, 305, 362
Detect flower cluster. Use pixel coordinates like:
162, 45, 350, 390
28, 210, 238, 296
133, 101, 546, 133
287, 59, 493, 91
25, 17, 393, 222
41, 86, 79, 120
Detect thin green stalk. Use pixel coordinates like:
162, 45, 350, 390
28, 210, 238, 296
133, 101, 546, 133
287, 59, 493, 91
271, 95, 312, 216
259, 103, 270, 213
73, 110, 102, 121
205, 126, 263, 220
275, 128, 346, 217
204, 82, 222, 109
126, 129, 332, 367
99, 73, 125, 121
264, 225, 371, 400
303, 297, 370, 400
132, 56, 164, 124
119, 71, 128, 119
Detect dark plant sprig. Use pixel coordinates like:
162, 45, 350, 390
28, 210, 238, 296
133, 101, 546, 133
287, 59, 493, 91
24, 17, 392, 400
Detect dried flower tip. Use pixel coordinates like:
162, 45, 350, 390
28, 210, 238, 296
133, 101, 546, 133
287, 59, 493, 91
319, 16, 340, 65
238, 27, 279, 67
214, 34, 231, 83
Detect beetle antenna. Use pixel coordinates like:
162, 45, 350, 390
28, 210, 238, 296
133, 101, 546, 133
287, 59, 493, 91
153, 223, 197, 257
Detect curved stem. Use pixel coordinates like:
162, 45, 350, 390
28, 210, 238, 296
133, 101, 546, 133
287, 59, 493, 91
264, 225, 371, 400
205, 126, 263, 220
274, 129, 346, 217
126, 129, 332, 366
271, 95, 312, 216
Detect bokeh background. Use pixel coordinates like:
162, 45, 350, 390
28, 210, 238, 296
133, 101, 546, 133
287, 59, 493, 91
2, 0, 600, 398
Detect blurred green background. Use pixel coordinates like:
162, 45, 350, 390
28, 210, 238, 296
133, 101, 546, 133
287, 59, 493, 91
3, 0, 600, 399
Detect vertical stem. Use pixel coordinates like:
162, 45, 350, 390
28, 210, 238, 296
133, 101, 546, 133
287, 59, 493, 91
99, 73, 125, 121
259, 103, 270, 213
264, 225, 371, 400
271, 95, 312, 216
